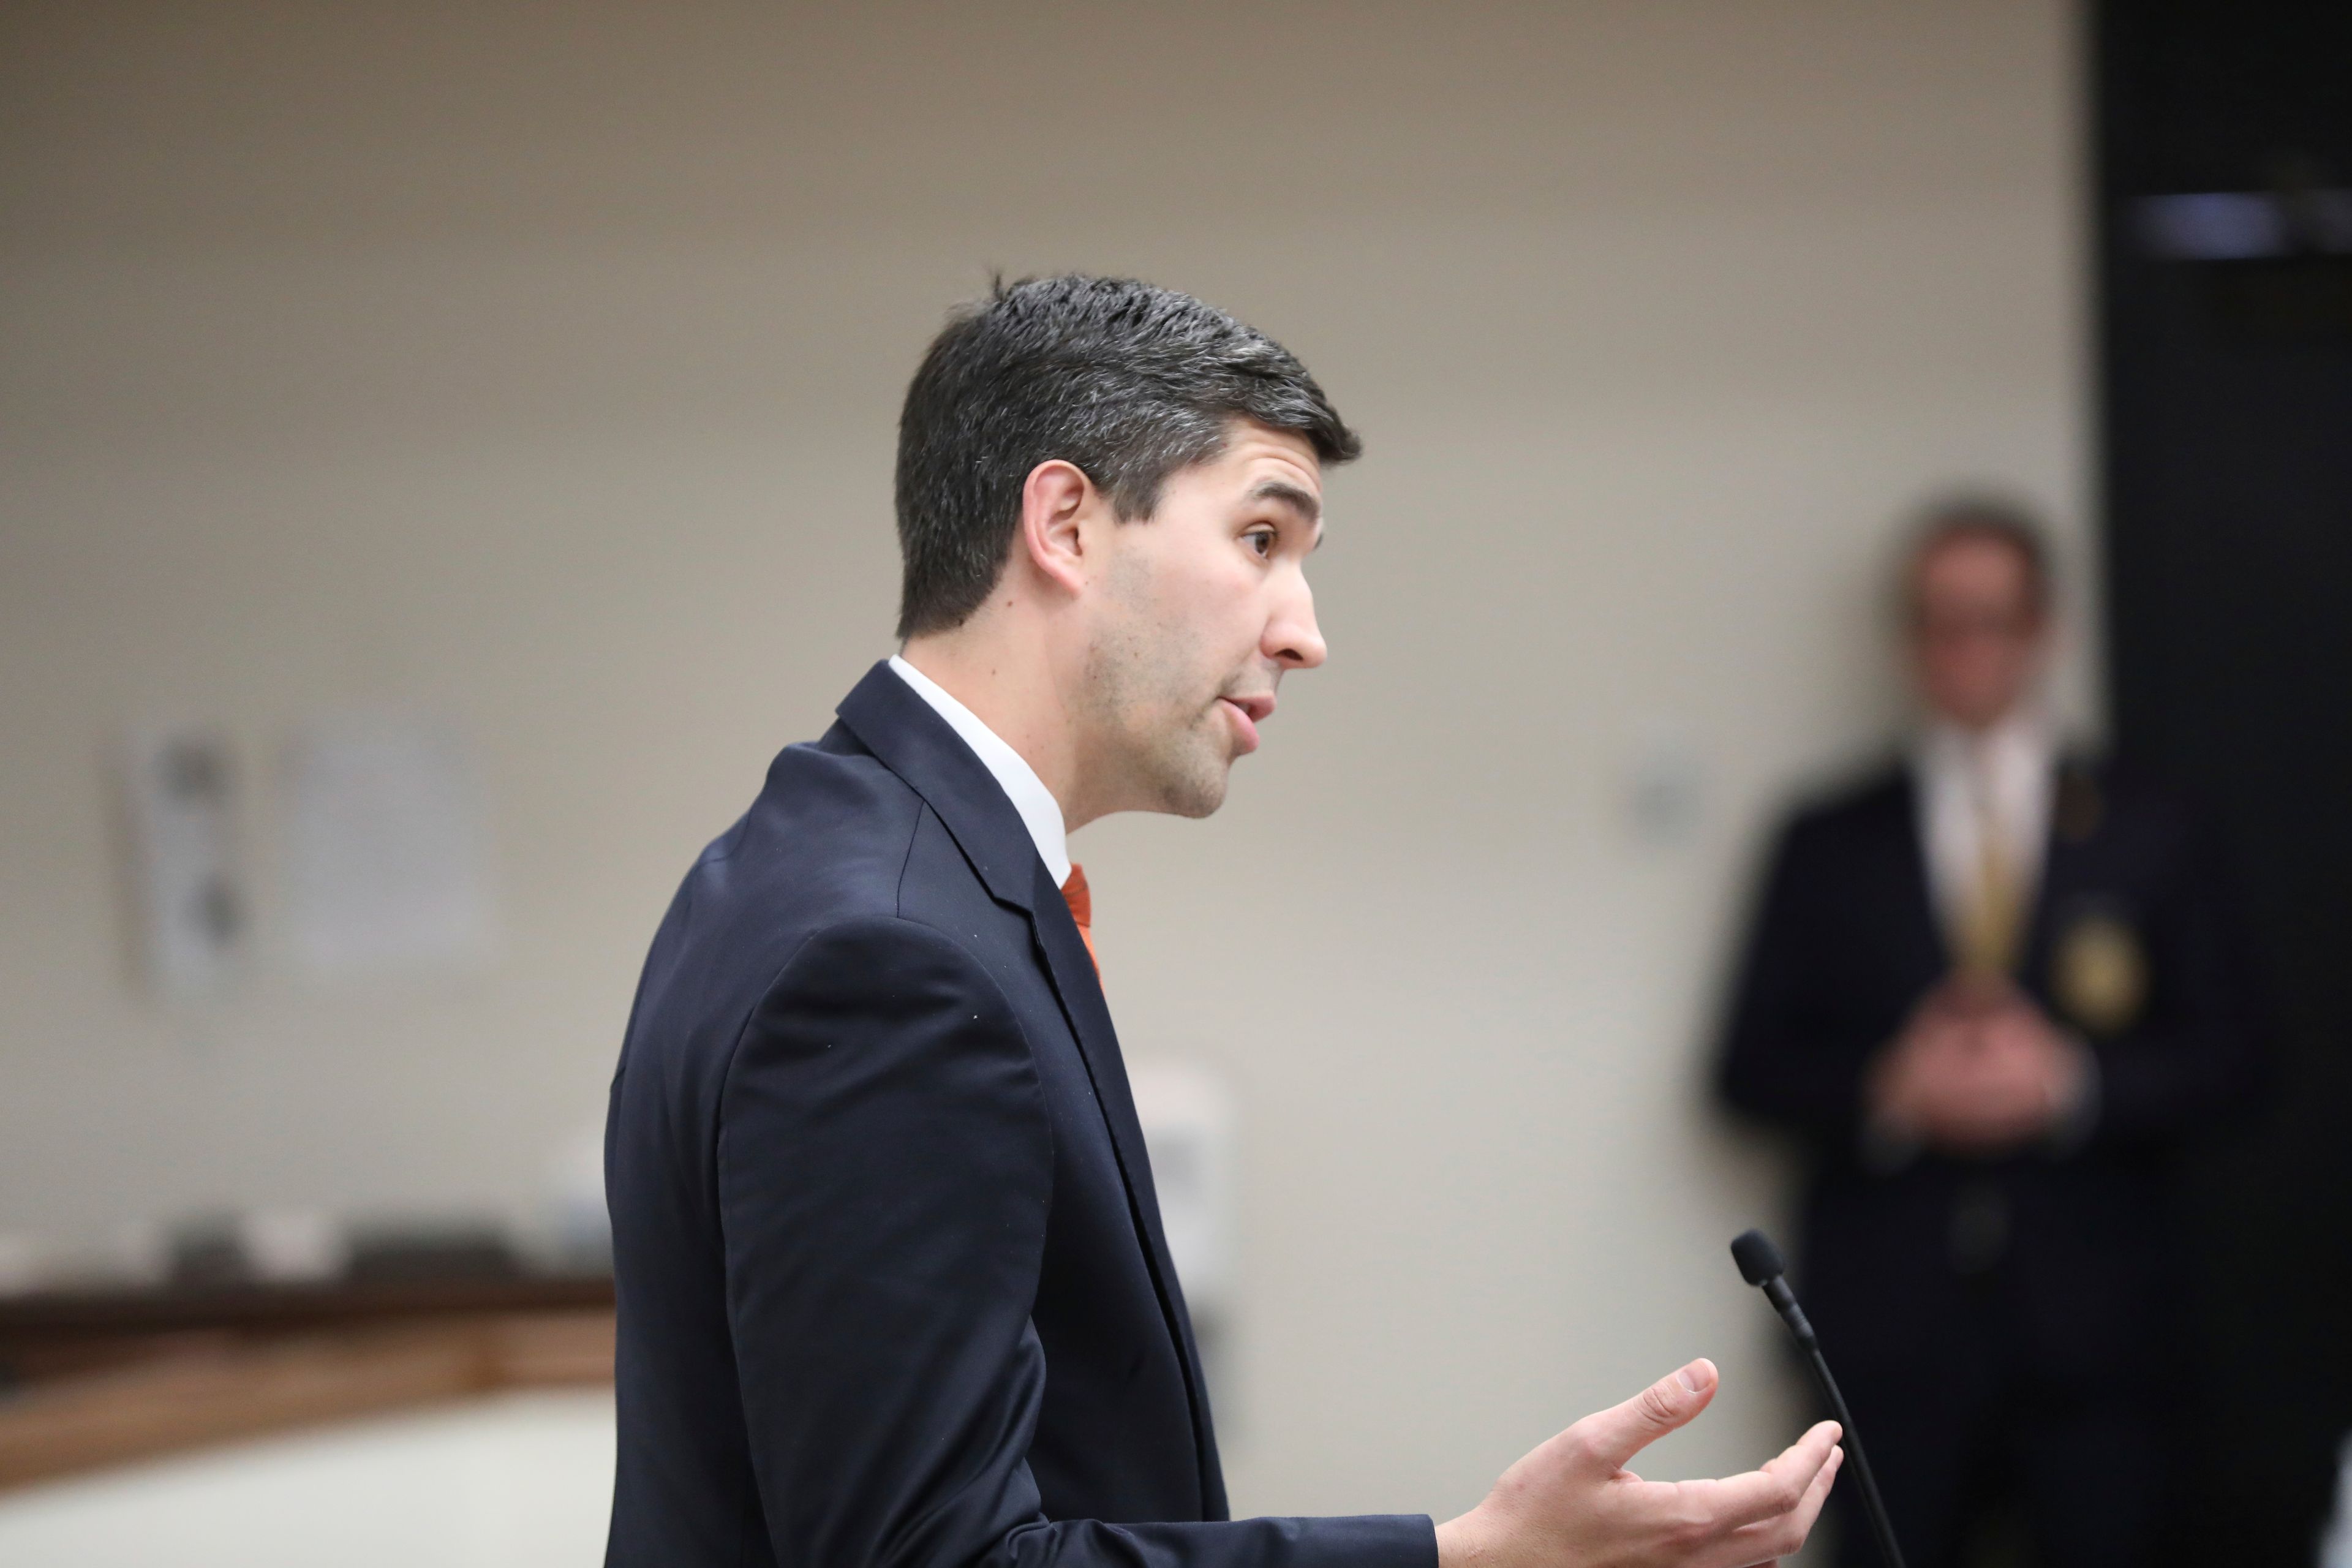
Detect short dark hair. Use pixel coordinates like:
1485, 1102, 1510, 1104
1904, 492, 2052, 619
893, 274, 1361, 639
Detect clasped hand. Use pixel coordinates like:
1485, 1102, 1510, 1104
1434, 1358, 1842, 1568
1866, 978, 2088, 1153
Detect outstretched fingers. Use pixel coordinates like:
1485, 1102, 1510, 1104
1670, 1419, 1842, 1533
1705, 1442, 1844, 1568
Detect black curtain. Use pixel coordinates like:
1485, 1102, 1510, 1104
2097, 1, 2352, 1560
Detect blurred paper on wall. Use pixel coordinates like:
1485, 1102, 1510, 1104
1128, 1060, 1237, 1316
283, 713, 497, 978
1129, 1059, 1240, 1426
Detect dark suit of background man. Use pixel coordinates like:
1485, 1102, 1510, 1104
1716, 500, 2263, 1568
603, 274, 1845, 1568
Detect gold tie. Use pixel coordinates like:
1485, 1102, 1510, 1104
1955, 777, 2022, 978
1060, 864, 1098, 979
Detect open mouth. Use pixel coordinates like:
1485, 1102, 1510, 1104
1218, 693, 1275, 754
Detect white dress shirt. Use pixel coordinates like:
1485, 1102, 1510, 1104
888, 655, 1072, 888
1913, 707, 2057, 949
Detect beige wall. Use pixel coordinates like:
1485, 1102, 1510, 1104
0, 0, 2090, 1527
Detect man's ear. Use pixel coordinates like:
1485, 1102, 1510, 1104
1017, 459, 1098, 598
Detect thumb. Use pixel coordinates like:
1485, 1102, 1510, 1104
1575, 1359, 1718, 1472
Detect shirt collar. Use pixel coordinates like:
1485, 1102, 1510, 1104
887, 655, 1071, 886
1915, 705, 2054, 786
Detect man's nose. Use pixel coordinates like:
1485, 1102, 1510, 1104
1266, 579, 1327, 670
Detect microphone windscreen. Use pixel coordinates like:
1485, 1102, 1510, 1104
1730, 1229, 1785, 1286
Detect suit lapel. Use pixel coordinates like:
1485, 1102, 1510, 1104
834, 662, 1219, 1508
2020, 755, 2101, 990
1028, 856, 1174, 1267
835, 662, 1042, 912
1027, 856, 1219, 1509
1880, 769, 1952, 982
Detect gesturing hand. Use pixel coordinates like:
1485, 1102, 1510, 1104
1434, 1359, 1842, 1568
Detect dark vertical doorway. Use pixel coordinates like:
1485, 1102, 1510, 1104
2097, 1, 2352, 1560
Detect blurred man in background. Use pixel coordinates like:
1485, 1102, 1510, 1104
1716, 499, 2263, 1568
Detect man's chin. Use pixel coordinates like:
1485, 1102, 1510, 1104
1145, 747, 1232, 820
1113, 720, 1238, 819
1159, 768, 1229, 820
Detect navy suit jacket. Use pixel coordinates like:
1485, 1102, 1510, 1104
605, 662, 1435, 1567
1714, 758, 2262, 1387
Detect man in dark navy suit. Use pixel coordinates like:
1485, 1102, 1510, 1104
605, 274, 1844, 1568
1716, 501, 2263, 1568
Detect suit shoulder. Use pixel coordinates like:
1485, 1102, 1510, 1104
2062, 755, 2211, 864
690, 739, 929, 923
1775, 760, 1912, 848
752, 736, 924, 851
622, 742, 931, 1076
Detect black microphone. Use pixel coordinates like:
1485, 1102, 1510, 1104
1729, 1229, 1907, 1568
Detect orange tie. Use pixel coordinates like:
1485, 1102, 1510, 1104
1060, 864, 1098, 979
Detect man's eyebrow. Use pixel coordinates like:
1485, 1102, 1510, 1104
1246, 479, 1322, 524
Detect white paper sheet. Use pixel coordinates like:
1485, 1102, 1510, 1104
284, 712, 496, 977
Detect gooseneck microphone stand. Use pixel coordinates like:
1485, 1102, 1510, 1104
1729, 1229, 1907, 1568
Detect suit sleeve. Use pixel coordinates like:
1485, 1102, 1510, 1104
718, 916, 1436, 1568
2084, 811, 2267, 1144
1715, 818, 1877, 1142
